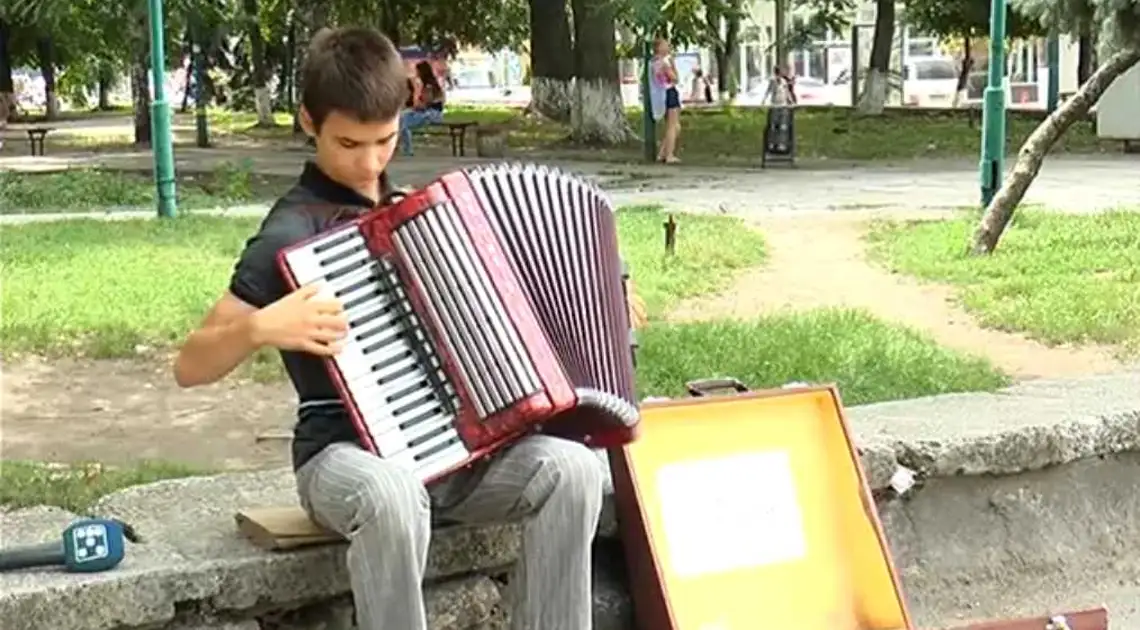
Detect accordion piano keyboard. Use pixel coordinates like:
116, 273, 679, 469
284, 224, 471, 480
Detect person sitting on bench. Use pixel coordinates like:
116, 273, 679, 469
398, 61, 446, 156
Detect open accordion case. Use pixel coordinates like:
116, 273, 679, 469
610, 376, 1110, 630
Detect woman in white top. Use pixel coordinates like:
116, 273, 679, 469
649, 38, 682, 164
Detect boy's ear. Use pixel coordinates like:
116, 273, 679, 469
299, 106, 316, 137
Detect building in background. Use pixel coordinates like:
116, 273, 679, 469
724, 0, 1081, 109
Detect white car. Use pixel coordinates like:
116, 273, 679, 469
792, 76, 846, 106
901, 57, 961, 108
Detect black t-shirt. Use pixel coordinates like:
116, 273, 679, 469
228, 161, 394, 471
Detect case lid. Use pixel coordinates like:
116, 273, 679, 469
615, 386, 911, 630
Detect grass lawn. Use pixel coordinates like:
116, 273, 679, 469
0, 161, 294, 214
636, 308, 1008, 402
866, 208, 1140, 353
617, 206, 768, 318
0, 206, 766, 360
0, 460, 206, 514
204, 105, 1112, 164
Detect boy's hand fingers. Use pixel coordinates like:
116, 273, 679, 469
294, 284, 322, 300
312, 313, 349, 331
310, 298, 345, 314
311, 326, 346, 342
302, 339, 341, 357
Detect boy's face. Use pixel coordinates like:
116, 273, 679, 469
301, 107, 399, 200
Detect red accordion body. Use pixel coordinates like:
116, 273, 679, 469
277, 164, 640, 482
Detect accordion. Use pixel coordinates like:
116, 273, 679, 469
277, 163, 640, 482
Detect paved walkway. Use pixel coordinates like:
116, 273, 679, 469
2, 148, 1138, 225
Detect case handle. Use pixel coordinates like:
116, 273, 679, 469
685, 377, 750, 397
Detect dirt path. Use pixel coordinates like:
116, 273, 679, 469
667, 213, 1129, 379
1, 356, 295, 471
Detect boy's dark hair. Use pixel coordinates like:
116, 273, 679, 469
301, 27, 409, 129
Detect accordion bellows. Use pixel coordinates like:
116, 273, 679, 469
277, 163, 640, 482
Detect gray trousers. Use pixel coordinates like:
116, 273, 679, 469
295, 434, 606, 630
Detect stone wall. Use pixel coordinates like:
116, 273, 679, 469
2, 468, 632, 630
3, 372, 1139, 630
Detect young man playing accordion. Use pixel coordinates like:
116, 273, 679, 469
173, 26, 647, 630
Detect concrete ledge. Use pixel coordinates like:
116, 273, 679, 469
850, 371, 1140, 486
849, 372, 1140, 627
2, 373, 1139, 629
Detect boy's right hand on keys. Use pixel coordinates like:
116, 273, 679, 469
251, 284, 349, 356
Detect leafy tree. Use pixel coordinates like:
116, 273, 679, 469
905, 0, 1046, 42
970, 0, 1140, 253
905, 0, 1047, 101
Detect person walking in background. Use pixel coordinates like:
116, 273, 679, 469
690, 68, 714, 104
649, 38, 683, 164
398, 61, 446, 156
763, 65, 797, 106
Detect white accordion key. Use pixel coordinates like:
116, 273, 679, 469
284, 227, 364, 285
371, 410, 453, 457
388, 427, 470, 478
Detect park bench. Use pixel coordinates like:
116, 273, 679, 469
1, 126, 54, 156
22, 126, 52, 156
422, 120, 478, 157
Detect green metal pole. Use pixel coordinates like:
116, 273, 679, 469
1046, 34, 1060, 112
641, 40, 657, 162
147, 0, 178, 218
979, 0, 1008, 208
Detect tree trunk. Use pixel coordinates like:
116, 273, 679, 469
1077, 32, 1094, 86
714, 46, 729, 101
280, 17, 295, 111
132, 16, 152, 147
970, 48, 1140, 256
722, 8, 740, 100
704, 0, 724, 94
243, 0, 275, 127
705, 0, 741, 102
181, 59, 193, 112
178, 27, 192, 112
0, 20, 13, 123
36, 37, 59, 119
97, 63, 114, 110
527, 0, 574, 122
857, 0, 894, 115
569, 0, 632, 144
132, 61, 152, 145
953, 36, 972, 108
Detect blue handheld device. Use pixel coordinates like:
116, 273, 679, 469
0, 518, 126, 573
